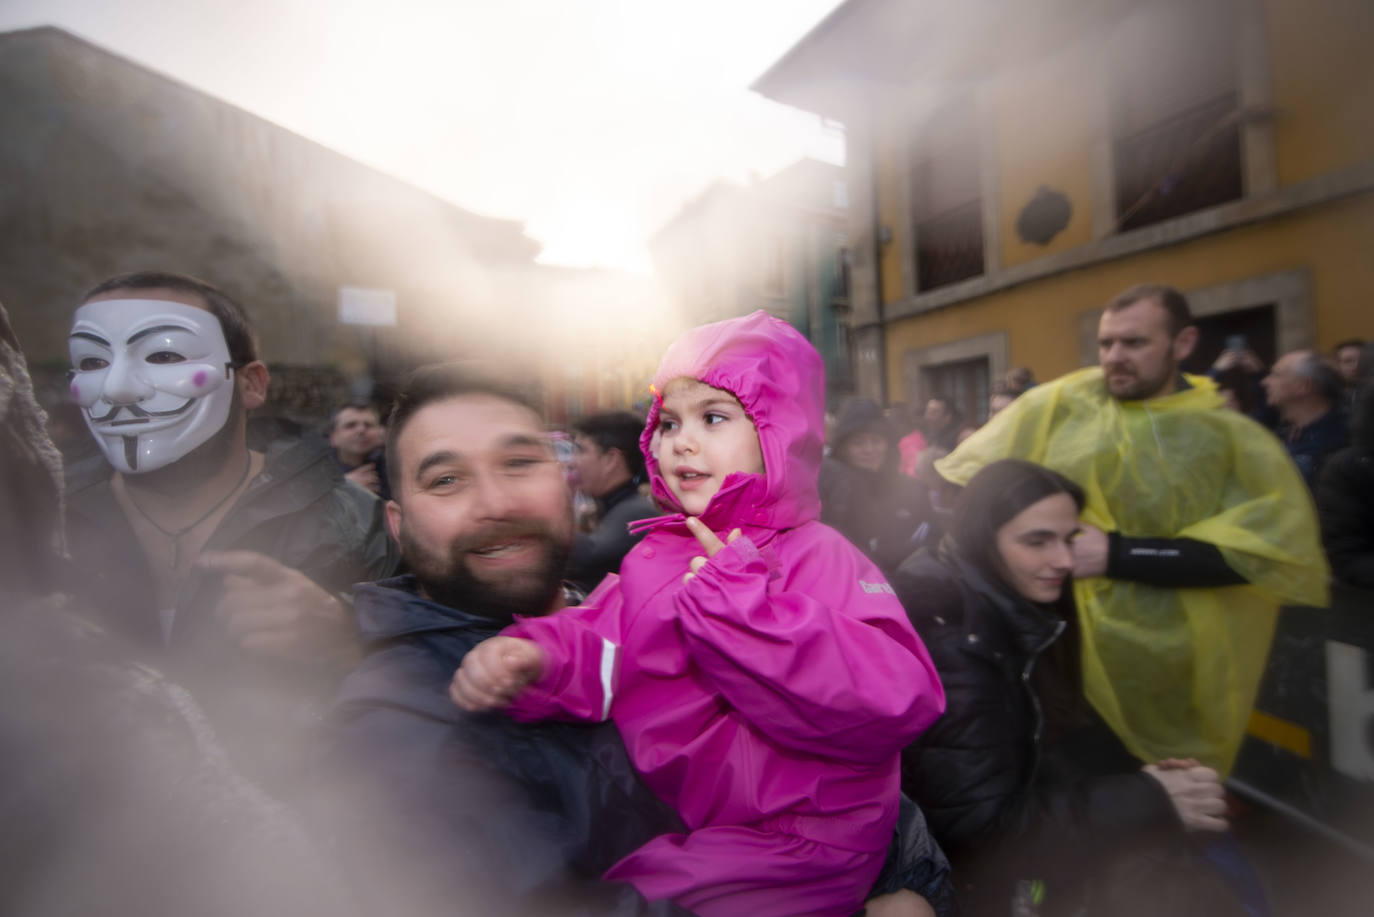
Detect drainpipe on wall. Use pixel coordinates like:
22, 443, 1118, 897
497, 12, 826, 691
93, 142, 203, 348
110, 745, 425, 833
868, 110, 889, 405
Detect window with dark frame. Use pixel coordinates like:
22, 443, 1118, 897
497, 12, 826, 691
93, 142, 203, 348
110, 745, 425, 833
1110, 1, 1243, 232
910, 102, 984, 293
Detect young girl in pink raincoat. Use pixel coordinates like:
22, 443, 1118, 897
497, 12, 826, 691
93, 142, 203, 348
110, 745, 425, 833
452, 311, 945, 917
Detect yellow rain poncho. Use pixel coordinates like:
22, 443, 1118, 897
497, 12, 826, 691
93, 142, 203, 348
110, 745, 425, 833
936, 367, 1329, 773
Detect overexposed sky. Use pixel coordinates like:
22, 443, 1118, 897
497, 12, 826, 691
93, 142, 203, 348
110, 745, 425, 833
0, 0, 846, 271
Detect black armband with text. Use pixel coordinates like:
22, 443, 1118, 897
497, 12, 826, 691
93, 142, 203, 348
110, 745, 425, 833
1107, 533, 1248, 589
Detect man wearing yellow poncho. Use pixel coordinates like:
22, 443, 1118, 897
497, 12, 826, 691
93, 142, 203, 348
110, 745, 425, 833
936, 284, 1329, 774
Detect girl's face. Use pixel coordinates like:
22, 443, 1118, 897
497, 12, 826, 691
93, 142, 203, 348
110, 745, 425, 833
655, 378, 764, 516
994, 493, 1081, 603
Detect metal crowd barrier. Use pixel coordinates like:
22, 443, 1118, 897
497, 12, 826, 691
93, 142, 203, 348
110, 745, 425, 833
1230, 582, 1374, 860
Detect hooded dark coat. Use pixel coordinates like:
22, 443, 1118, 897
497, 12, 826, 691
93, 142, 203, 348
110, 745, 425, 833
819, 397, 937, 573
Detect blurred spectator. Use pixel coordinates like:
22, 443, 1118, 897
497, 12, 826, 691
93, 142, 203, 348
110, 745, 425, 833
1003, 366, 1037, 394
953, 421, 979, 445
938, 283, 1328, 774
820, 397, 937, 573
1334, 338, 1364, 388
922, 396, 961, 451
894, 402, 929, 477
1208, 346, 1270, 421
62, 271, 398, 790
1316, 342, 1374, 588
987, 383, 1016, 420
895, 460, 1243, 917
329, 401, 389, 499
914, 445, 957, 538
1334, 338, 1365, 410
1262, 349, 1349, 488
565, 410, 656, 593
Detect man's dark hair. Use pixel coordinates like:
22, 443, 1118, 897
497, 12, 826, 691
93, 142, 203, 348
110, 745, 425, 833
950, 459, 1086, 589
1104, 283, 1194, 337
1335, 338, 1365, 354
384, 364, 542, 499
82, 272, 259, 367
330, 401, 381, 433
1004, 366, 1036, 394
572, 411, 646, 481
1293, 350, 1345, 406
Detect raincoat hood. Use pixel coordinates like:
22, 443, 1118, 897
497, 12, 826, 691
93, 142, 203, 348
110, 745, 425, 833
639, 310, 824, 534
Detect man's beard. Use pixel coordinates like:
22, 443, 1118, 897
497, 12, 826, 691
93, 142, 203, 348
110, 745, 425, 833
402, 520, 571, 623
1104, 359, 1175, 401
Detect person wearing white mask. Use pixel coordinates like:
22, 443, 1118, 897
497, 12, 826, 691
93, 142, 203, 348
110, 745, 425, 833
64, 271, 398, 791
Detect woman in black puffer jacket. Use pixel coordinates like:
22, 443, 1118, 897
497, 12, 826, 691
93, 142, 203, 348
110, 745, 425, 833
894, 460, 1248, 917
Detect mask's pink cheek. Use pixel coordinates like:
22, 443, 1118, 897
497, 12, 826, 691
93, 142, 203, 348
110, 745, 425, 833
192, 370, 207, 388
70, 383, 80, 400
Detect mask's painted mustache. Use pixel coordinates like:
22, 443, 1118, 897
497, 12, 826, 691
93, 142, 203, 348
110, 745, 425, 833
89, 398, 196, 424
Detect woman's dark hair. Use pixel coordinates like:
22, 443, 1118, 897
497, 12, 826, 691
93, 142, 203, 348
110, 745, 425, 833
950, 459, 1085, 584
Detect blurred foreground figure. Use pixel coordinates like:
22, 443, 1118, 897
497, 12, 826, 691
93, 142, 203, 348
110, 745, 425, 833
897, 461, 1248, 917
0, 302, 351, 917
313, 364, 951, 917
62, 272, 397, 790
938, 283, 1328, 774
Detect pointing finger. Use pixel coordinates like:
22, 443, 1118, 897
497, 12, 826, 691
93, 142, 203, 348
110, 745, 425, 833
684, 517, 726, 557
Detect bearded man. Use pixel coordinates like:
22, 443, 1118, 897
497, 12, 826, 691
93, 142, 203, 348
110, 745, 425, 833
936, 283, 1328, 774
312, 364, 952, 917
63, 271, 398, 789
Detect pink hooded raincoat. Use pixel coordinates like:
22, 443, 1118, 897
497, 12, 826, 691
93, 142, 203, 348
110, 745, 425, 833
504, 311, 944, 916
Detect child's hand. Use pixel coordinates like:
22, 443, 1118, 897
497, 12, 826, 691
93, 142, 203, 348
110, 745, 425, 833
449, 636, 546, 712
682, 517, 741, 584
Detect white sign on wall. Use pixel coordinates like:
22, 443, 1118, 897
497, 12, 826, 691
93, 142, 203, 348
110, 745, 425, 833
338, 287, 397, 326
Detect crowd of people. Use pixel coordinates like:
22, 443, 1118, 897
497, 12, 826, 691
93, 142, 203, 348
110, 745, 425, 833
0, 270, 1365, 917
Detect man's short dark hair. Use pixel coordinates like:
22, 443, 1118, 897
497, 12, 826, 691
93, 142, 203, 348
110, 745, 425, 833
1335, 338, 1366, 353
1105, 283, 1194, 337
330, 401, 381, 433
82, 271, 259, 367
573, 411, 646, 481
384, 364, 542, 500
1294, 350, 1345, 406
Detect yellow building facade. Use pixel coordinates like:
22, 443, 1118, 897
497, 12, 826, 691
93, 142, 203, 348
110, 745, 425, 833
757, 0, 1374, 416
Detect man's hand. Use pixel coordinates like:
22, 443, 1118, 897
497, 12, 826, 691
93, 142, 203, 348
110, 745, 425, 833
450, 636, 545, 712
1211, 350, 1240, 373
682, 517, 741, 584
198, 550, 360, 666
1071, 524, 1110, 579
344, 462, 381, 494
1143, 762, 1228, 833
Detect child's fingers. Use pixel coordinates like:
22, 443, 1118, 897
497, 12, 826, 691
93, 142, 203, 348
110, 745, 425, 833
726, 528, 741, 544
502, 639, 545, 684
684, 516, 726, 556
